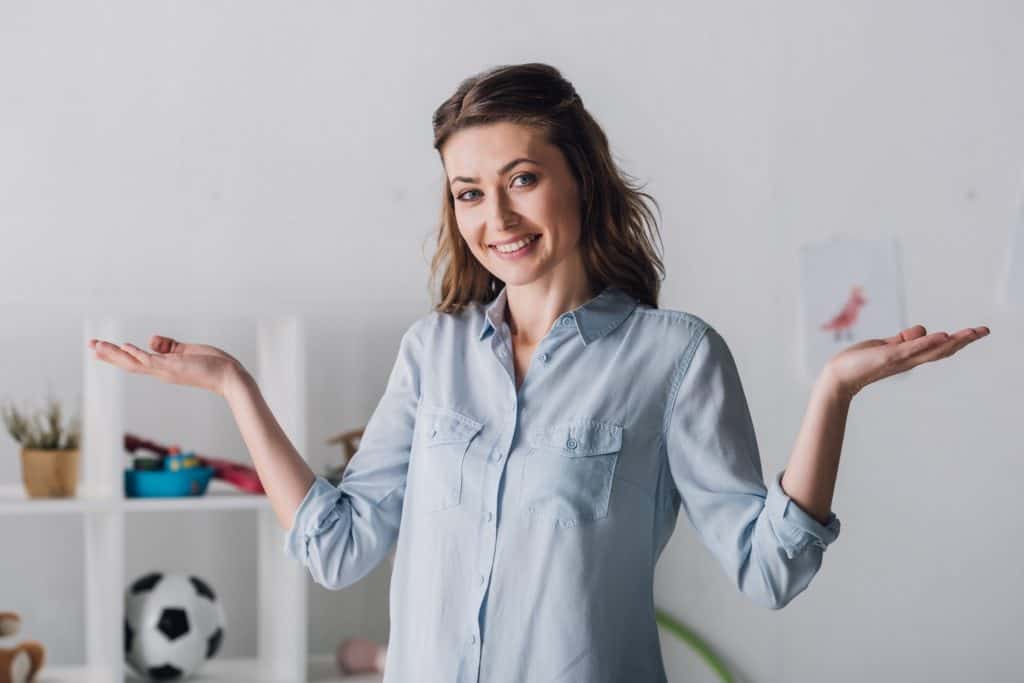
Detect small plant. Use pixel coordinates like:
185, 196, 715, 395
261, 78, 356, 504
2, 396, 81, 450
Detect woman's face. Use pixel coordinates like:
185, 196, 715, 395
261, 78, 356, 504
441, 121, 583, 289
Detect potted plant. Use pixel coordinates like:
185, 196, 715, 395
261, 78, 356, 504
2, 397, 81, 498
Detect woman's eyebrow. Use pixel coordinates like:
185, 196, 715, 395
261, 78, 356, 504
450, 157, 538, 185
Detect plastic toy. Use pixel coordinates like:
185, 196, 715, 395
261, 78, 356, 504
336, 637, 386, 675
124, 434, 265, 494
124, 467, 214, 498
165, 450, 200, 472
0, 612, 45, 683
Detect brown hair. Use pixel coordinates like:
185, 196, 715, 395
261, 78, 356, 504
428, 63, 665, 314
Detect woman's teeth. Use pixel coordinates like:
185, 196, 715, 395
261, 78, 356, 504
493, 234, 539, 253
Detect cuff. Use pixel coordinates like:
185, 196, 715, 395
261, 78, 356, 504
765, 469, 841, 559
283, 475, 344, 562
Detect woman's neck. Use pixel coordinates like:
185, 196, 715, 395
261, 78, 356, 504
505, 278, 597, 345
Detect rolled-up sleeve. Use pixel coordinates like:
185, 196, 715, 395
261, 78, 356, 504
283, 322, 422, 590
663, 322, 840, 609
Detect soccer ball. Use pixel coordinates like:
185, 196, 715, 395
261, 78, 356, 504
124, 572, 226, 681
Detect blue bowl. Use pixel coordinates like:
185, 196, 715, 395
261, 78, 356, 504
124, 467, 214, 498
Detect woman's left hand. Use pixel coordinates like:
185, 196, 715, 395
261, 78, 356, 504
825, 324, 990, 402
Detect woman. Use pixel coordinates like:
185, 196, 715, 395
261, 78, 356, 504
89, 63, 989, 682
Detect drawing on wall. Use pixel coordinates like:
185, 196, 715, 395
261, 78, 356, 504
798, 236, 906, 382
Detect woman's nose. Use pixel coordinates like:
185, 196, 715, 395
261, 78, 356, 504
488, 193, 519, 230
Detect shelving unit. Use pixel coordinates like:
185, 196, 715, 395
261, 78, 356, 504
39, 654, 381, 683
0, 315, 383, 682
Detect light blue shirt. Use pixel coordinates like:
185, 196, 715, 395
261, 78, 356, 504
284, 284, 841, 682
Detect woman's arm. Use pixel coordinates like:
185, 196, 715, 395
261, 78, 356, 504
779, 370, 849, 526
663, 324, 840, 610
90, 328, 420, 590
222, 365, 316, 530
89, 335, 318, 531
782, 324, 990, 526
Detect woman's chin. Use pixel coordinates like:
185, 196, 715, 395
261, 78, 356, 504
496, 266, 545, 287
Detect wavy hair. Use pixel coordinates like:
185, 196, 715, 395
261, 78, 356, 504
429, 62, 664, 313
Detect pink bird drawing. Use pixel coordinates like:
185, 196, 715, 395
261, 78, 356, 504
820, 285, 868, 342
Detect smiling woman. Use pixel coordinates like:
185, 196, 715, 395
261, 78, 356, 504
88, 61, 990, 683
428, 63, 665, 318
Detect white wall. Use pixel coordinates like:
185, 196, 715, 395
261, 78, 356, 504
1, 2, 1021, 680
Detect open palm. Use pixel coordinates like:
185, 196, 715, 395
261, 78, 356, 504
88, 335, 244, 397
827, 324, 990, 401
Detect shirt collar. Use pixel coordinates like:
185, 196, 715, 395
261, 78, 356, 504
478, 284, 638, 346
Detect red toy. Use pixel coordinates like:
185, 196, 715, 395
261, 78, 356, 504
124, 434, 265, 494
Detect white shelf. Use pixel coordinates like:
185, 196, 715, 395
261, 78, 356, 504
13, 316, 323, 681
0, 480, 270, 516
121, 479, 271, 513
0, 483, 114, 515
41, 655, 382, 683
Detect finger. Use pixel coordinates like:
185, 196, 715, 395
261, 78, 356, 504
149, 335, 225, 358
92, 340, 145, 373
120, 343, 155, 369
884, 325, 927, 344
878, 333, 945, 372
946, 327, 989, 350
904, 330, 979, 367
896, 331, 950, 359
149, 335, 178, 353
925, 336, 974, 362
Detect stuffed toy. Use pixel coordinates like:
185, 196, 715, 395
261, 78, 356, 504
0, 613, 44, 683
336, 637, 387, 675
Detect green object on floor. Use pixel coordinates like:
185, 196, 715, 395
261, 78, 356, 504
654, 608, 734, 683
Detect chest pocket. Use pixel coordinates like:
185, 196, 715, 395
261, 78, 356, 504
522, 418, 623, 528
416, 406, 484, 511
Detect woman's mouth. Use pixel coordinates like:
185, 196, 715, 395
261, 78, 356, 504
490, 234, 541, 260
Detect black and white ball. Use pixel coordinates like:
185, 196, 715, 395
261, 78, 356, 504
124, 572, 226, 681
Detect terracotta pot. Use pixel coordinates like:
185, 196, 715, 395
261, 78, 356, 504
20, 448, 79, 498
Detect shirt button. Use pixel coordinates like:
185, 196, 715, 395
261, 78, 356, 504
566, 438, 578, 449
560, 316, 573, 326
470, 634, 477, 645
486, 511, 494, 522
494, 451, 504, 462
479, 575, 486, 586
539, 352, 549, 363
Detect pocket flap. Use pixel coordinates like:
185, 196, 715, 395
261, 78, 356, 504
528, 418, 623, 457
423, 407, 484, 445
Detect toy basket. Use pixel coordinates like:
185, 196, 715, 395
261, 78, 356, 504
124, 467, 214, 498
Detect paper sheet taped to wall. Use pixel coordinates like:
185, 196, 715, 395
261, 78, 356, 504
798, 236, 906, 382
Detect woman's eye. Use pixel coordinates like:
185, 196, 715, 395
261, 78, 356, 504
456, 174, 535, 202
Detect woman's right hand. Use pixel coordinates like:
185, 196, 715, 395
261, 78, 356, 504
88, 335, 248, 398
